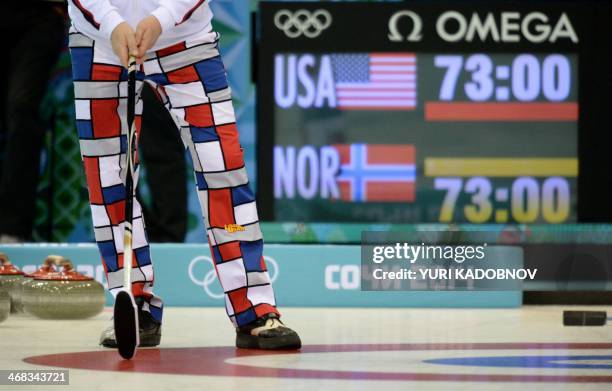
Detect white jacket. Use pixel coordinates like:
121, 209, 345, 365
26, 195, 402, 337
67, 0, 214, 51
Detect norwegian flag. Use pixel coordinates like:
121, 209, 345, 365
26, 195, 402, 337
334, 144, 416, 202
332, 53, 417, 110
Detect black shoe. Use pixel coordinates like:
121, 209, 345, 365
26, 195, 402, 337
99, 298, 162, 348
236, 313, 301, 350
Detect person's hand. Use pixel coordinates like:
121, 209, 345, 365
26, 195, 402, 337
110, 22, 138, 68
135, 15, 162, 60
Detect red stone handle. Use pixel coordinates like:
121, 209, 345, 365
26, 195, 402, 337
0, 253, 10, 266
44, 255, 74, 272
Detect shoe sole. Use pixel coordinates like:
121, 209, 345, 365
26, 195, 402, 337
100, 334, 161, 349
236, 333, 302, 350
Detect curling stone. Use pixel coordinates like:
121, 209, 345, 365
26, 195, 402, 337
15, 256, 59, 313
0, 288, 9, 323
0, 253, 25, 313
22, 255, 105, 319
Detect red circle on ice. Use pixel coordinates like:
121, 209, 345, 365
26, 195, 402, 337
24, 343, 612, 382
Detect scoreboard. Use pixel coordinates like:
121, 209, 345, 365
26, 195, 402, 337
255, 1, 610, 224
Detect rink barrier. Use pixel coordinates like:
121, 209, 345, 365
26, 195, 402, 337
0, 244, 522, 308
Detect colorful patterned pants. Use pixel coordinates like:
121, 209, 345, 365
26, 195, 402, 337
68, 28, 279, 327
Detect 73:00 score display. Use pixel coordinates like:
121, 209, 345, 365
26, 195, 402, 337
434, 53, 573, 102
435, 176, 571, 224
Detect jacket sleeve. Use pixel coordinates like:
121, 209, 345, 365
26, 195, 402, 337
70, 0, 125, 38
151, 1, 208, 32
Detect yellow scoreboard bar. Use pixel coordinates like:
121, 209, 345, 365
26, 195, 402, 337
424, 158, 578, 177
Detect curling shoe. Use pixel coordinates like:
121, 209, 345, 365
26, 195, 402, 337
236, 313, 301, 350
99, 298, 161, 348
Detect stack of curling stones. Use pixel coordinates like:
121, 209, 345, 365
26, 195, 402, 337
0, 253, 105, 321
0, 253, 25, 322
22, 255, 105, 319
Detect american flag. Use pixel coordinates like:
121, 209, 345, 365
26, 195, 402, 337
334, 144, 416, 202
332, 53, 417, 110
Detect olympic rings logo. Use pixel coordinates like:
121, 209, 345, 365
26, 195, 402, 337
274, 9, 332, 38
188, 255, 279, 299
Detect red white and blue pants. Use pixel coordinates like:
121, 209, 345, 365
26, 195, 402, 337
68, 28, 279, 327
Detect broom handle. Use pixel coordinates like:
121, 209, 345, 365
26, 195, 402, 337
123, 56, 137, 291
